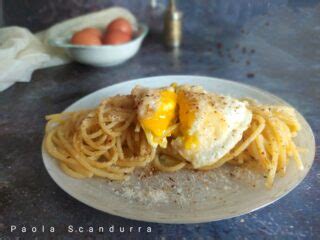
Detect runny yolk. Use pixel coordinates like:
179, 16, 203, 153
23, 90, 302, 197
177, 91, 199, 149
183, 135, 199, 150
140, 90, 177, 138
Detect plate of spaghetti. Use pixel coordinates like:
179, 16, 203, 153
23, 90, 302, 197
42, 75, 315, 223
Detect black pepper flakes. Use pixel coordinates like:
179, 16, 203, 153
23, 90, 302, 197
246, 73, 255, 78
216, 42, 223, 49
169, 177, 175, 182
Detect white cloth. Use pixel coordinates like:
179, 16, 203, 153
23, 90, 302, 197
0, 7, 136, 92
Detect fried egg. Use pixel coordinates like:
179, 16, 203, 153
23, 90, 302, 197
132, 85, 177, 148
171, 85, 252, 168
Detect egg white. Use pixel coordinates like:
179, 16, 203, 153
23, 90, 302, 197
171, 85, 253, 168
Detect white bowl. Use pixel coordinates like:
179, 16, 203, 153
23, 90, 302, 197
48, 24, 148, 67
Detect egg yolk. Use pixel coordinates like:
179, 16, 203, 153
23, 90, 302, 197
177, 91, 199, 150
140, 90, 177, 139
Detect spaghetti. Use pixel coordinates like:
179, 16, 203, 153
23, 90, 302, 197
44, 93, 303, 188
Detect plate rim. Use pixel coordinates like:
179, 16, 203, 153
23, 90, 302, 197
42, 75, 316, 224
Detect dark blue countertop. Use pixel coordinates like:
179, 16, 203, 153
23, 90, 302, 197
0, 1, 319, 239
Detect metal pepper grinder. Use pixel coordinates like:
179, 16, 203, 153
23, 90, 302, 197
163, 0, 182, 48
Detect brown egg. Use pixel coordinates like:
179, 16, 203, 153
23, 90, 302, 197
81, 27, 102, 38
71, 30, 102, 46
102, 30, 131, 45
106, 18, 133, 36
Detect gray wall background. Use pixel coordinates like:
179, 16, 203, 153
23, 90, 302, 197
2, 0, 319, 32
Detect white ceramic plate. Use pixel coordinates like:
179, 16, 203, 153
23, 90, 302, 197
42, 75, 315, 223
